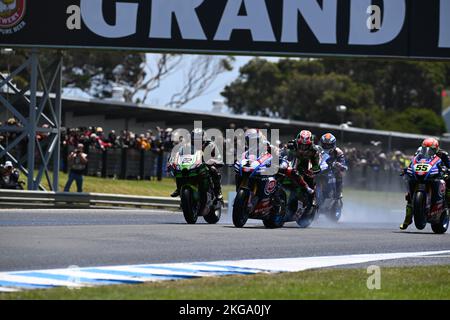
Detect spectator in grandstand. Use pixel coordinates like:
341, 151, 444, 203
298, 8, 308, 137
0, 161, 22, 190
136, 133, 151, 151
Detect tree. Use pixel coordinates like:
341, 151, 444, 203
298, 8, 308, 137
221, 58, 283, 116
278, 73, 377, 126
222, 57, 448, 135
322, 59, 449, 114
379, 108, 446, 136
222, 58, 377, 125
166, 55, 234, 108
0, 49, 234, 108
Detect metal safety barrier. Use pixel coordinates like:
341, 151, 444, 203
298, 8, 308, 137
0, 189, 228, 210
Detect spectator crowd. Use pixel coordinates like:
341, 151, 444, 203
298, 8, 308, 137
61, 126, 175, 155
0, 117, 417, 191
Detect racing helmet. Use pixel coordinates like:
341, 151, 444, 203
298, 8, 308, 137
245, 129, 260, 154
191, 128, 205, 143
320, 133, 337, 154
421, 137, 439, 152
296, 130, 313, 151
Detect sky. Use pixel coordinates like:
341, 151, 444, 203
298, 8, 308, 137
145, 54, 252, 113
148, 54, 281, 112
63, 54, 279, 114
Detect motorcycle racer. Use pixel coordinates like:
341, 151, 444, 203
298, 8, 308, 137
284, 130, 321, 206
319, 133, 348, 199
400, 137, 450, 230
170, 128, 223, 202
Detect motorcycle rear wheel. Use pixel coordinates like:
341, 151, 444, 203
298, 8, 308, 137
329, 199, 343, 222
297, 208, 316, 228
263, 214, 285, 228
263, 191, 286, 229
431, 209, 449, 234
204, 201, 221, 224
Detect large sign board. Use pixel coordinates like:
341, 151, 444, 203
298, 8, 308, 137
0, 0, 449, 59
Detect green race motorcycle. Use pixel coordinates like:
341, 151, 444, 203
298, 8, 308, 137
278, 159, 317, 228
169, 150, 222, 224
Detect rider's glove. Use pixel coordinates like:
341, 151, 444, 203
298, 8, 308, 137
287, 141, 296, 150
306, 186, 315, 195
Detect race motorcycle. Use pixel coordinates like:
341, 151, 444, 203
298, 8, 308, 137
169, 150, 222, 225
232, 152, 285, 228
315, 152, 343, 222
404, 147, 449, 234
278, 157, 317, 228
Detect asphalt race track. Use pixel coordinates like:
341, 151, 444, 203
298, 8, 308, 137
0, 208, 449, 273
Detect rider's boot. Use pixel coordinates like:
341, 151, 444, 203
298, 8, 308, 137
170, 189, 180, 197
400, 204, 413, 230
305, 187, 316, 216
335, 179, 343, 200
171, 179, 181, 197
211, 170, 224, 203
215, 188, 224, 203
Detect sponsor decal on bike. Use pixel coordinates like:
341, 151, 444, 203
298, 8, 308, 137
264, 179, 277, 196
430, 202, 443, 217
439, 181, 446, 197
0, 0, 26, 34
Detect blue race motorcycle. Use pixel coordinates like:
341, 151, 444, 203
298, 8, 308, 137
405, 147, 449, 234
315, 152, 343, 222
233, 152, 285, 228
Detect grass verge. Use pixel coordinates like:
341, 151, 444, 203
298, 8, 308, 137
1, 265, 449, 300
28, 173, 235, 200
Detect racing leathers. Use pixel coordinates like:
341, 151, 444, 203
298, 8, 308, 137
284, 141, 322, 206
323, 147, 348, 199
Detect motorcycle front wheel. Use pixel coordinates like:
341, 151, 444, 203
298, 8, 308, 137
413, 191, 427, 230
181, 188, 198, 224
232, 189, 250, 228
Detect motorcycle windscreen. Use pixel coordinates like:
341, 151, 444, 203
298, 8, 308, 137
415, 147, 437, 161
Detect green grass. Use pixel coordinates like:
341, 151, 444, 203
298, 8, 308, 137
1, 266, 449, 300
29, 171, 398, 203
344, 188, 404, 208
28, 172, 236, 200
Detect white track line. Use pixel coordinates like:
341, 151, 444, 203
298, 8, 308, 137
203, 250, 450, 272
1, 250, 449, 292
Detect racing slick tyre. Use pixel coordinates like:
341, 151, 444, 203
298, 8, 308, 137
329, 199, 343, 222
413, 192, 427, 230
204, 202, 222, 224
181, 188, 198, 224
431, 209, 449, 234
297, 205, 317, 228
263, 213, 285, 228
233, 189, 250, 228
263, 191, 286, 229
